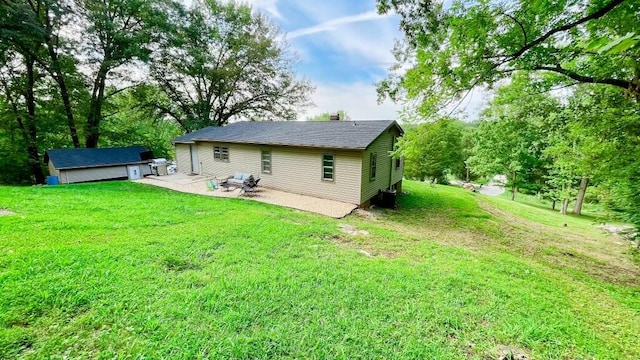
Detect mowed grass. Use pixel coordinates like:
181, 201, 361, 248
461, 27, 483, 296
0, 181, 638, 359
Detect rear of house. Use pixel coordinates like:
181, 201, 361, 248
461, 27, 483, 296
173, 121, 403, 206
45, 146, 153, 184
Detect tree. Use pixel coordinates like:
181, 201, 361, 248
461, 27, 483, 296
395, 117, 465, 183
150, 0, 312, 132
100, 85, 182, 159
468, 74, 557, 200
1, 0, 86, 148
79, 0, 168, 147
563, 85, 640, 223
377, 0, 639, 114
306, 110, 350, 121
0, 4, 48, 184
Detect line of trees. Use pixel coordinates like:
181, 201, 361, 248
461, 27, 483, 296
395, 77, 639, 223
381, 0, 639, 225
0, 0, 312, 184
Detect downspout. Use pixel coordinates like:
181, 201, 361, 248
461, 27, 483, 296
388, 133, 394, 190
388, 154, 393, 190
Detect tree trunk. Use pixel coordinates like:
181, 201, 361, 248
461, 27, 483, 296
511, 171, 517, 200
573, 176, 589, 215
552, 200, 556, 210
561, 199, 570, 215
48, 47, 80, 148
85, 64, 109, 148
24, 57, 46, 184
42, 5, 81, 148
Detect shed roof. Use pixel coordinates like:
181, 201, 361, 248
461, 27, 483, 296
172, 120, 403, 150
45, 146, 150, 170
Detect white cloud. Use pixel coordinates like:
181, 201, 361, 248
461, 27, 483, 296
305, 82, 401, 121
287, 11, 393, 39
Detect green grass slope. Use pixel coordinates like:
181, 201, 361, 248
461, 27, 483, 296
0, 181, 638, 359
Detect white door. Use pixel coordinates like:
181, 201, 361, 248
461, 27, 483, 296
127, 165, 142, 180
190, 144, 199, 174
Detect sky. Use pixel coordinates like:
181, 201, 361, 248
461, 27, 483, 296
241, 0, 402, 120
190, 0, 488, 121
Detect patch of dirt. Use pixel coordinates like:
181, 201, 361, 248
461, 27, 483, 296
354, 209, 377, 220
0, 208, 16, 216
328, 234, 396, 259
494, 345, 530, 360
338, 224, 369, 236
159, 256, 201, 272
358, 249, 373, 257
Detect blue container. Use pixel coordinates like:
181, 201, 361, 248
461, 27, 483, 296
46, 175, 59, 185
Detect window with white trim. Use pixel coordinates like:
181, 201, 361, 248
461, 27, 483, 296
370, 153, 377, 181
261, 150, 271, 174
322, 154, 334, 181
214, 146, 229, 161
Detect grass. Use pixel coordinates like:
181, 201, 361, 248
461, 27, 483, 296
0, 181, 638, 359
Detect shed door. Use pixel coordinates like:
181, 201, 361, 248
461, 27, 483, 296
127, 165, 142, 180
190, 145, 199, 174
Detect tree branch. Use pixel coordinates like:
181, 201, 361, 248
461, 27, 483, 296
506, 0, 625, 61
534, 65, 631, 89
501, 12, 527, 47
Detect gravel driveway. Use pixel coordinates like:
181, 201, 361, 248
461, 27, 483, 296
135, 174, 357, 218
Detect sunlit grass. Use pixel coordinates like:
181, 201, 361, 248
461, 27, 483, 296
0, 181, 638, 359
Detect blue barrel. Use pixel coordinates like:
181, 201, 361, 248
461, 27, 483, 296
46, 175, 59, 185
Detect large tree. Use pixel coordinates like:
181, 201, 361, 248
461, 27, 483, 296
377, 0, 639, 114
150, 0, 313, 132
1, 0, 86, 148
79, 0, 168, 147
396, 117, 465, 183
468, 75, 556, 200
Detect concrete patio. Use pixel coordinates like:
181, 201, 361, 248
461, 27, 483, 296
134, 173, 357, 218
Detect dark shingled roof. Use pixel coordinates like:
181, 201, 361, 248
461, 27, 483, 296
172, 120, 403, 149
45, 146, 150, 170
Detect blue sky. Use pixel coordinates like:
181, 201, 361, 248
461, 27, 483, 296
184, 0, 486, 121
245, 0, 405, 120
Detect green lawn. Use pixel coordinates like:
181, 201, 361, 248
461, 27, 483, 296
0, 181, 638, 359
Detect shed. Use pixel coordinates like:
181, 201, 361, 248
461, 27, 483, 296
45, 146, 153, 184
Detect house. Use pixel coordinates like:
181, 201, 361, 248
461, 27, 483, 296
45, 146, 153, 184
172, 120, 404, 206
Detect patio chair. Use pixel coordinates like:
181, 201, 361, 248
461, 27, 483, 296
240, 177, 260, 195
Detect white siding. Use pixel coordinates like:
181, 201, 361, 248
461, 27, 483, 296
62, 166, 128, 184
194, 142, 363, 204
360, 129, 403, 204
175, 144, 192, 174
47, 162, 60, 177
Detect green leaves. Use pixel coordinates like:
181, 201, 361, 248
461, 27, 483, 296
398, 117, 467, 182
584, 33, 640, 55
377, 0, 639, 115
150, 0, 312, 131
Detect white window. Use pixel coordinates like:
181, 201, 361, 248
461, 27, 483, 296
322, 154, 334, 181
261, 150, 271, 174
214, 146, 229, 161
370, 153, 377, 181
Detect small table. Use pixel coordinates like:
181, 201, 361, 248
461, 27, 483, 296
216, 177, 235, 191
